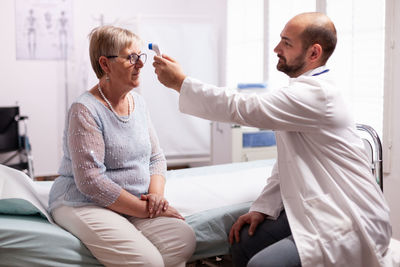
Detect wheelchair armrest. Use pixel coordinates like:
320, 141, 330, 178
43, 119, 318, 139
16, 115, 29, 121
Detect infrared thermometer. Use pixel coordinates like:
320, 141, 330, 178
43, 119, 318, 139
148, 43, 162, 56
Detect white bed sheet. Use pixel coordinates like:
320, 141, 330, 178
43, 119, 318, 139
165, 160, 274, 217
0, 160, 275, 222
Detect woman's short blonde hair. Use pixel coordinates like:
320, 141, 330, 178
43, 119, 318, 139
89, 25, 141, 79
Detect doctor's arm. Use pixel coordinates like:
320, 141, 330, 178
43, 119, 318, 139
229, 164, 283, 243
153, 55, 327, 133
249, 165, 283, 219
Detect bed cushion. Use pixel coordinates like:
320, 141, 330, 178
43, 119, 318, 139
0, 214, 102, 267
0, 198, 42, 216
0, 164, 53, 222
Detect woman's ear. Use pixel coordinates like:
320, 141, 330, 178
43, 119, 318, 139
309, 44, 322, 62
99, 56, 110, 74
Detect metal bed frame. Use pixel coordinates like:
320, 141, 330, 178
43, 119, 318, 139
356, 123, 383, 191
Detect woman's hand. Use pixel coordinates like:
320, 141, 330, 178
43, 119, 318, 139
141, 193, 169, 218
160, 205, 185, 220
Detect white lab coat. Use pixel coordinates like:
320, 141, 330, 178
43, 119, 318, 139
178, 66, 392, 267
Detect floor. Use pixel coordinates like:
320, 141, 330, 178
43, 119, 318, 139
187, 255, 233, 267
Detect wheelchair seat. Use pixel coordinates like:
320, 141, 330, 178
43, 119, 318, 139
0, 106, 34, 178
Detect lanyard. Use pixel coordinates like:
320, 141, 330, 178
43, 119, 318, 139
312, 69, 330, 76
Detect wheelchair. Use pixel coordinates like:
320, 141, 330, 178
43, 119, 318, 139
0, 106, 34, 179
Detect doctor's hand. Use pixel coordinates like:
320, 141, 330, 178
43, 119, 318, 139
229, 211, 265, 244
152, 54, 186, 92
141, 194, 169, 218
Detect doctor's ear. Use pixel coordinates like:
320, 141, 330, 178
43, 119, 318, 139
309, 44, 322, 62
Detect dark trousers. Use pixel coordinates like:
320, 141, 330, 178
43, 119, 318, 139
231, 210, 301, 267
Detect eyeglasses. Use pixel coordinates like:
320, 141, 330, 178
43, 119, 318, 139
106, 53, 147, 65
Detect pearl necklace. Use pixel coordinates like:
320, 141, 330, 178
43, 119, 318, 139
98, 84, 131, 123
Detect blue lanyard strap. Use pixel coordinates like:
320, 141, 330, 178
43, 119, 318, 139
312, 69, 330, 76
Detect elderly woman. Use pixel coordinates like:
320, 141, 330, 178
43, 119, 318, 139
48, 25, 196, 267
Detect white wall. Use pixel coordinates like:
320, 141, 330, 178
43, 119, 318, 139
383, 0, 400, 239
0, 0, 227, 176
0, 0, 66, 176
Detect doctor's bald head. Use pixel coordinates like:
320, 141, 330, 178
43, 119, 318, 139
274, 12, 337, 77
292, 12, 337, 65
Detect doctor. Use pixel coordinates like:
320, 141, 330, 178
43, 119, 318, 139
152, 12, 392, 267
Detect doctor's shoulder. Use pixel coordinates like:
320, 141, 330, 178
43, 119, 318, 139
281, 77, 327, 102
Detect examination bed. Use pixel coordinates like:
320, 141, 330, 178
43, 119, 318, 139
1, 124, 400, 266
0, 159, 274, 266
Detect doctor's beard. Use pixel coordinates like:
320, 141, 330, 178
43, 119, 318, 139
276, 53, 306, 77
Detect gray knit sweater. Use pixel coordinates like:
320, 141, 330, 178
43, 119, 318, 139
48, 91, 166, 212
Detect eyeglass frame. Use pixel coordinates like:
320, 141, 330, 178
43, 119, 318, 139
106, 53, 147, 65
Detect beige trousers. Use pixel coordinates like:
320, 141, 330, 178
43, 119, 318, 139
52, 205, 196, 267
